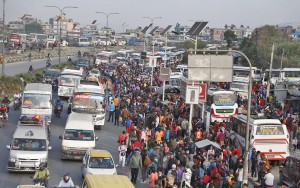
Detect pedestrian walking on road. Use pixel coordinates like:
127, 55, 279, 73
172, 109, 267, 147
292, 137, 298, 151
114, 107, 120, 126
107, 101, 115, 122
129, 150, 142, 184
118, 141, 127, 168
28, 53, 32, 62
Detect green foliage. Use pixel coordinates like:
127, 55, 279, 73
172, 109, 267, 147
240, 25, 300, 69
0, 62, 71, 97
224, 30, 237, 47
25, 22, 45, 34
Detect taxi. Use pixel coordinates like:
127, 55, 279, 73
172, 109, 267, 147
81, 149, 117, 178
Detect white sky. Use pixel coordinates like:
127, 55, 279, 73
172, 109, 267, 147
3, 0, 300, 32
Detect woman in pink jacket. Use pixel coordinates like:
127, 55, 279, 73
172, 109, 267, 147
149, 167, 158, 188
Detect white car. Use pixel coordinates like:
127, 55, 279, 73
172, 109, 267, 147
81, 149, 117, 178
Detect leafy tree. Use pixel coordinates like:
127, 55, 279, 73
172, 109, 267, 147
240, 25, 300, 69
25, 22, 44, 34
224, 30, 237, 47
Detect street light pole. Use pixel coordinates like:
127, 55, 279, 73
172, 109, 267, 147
45, 5, 78, 64
2, 0, 6, 75
142, 16, 162, 30
96, 12, 119, 50
191, 49, 252, 184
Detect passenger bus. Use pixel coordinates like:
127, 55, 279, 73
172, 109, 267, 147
9, 33, 27, 44
71, 80, 106, 129
47, 34, 59, 46
22, 83, 52, 123
207, 89, 238, 123
95, 51, 117, 65
263, 68, 300, 84
58, 68, 83, 98
228, 114, 290, 161
230, 75, 249, 100
29, 33, 47, 45
78, 37, 91, 47
116, 49, 134, 61
233, 66, 262, 82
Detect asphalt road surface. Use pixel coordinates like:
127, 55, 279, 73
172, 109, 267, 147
3, 57, 68, 76
0, 100, 146, 187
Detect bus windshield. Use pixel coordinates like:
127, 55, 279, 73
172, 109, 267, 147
72, 92, 105, 113
64, 129, 94, 141
23, 93, 51, 109
213, 93, 237, 106
256, 125, 284, 135
59, 75, 81, 87
230, 83, 248, 92
11, 138, 47, 151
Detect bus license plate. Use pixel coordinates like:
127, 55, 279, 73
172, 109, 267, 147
267, 155, 274, 158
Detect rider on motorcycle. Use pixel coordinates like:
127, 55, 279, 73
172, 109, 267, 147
58, 173, 75, 187
0, 104, 8, 119
54, 98, 63, 109
33, 163, 50, 187
2, 96, 10, 112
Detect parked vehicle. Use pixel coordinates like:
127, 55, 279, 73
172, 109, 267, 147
82, 175, 134, 188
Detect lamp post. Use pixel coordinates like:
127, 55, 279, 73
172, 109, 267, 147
96, 12, 119, 50
122, 23, 129, 34
45, 5, 78, 64
2, 0, 6, 75
142, 16, 162, 29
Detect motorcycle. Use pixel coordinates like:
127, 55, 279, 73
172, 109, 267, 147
46, 59, 51, 67
33, 179, 46, 186
54, 105, 62, 118
51, 80, 58, 92
0, 111, 8, 127
13, 97, 20, 110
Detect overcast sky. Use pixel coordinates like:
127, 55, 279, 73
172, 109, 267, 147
4, 0, 300, 32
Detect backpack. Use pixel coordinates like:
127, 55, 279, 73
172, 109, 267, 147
167, 174, 175, 186
143, 155, 151, 167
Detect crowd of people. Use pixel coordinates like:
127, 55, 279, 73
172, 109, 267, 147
96, 59, 300, 188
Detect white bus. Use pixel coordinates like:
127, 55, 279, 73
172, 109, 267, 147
116, 49, 134, 61
71, 80, 106, 130
58, 68, 83, 98
233, 66, 262, 82
22, 83, 52, 123
230, 75, 249, 100
78, 37, 91, 47
264, 68, 300, 84
207, 89, 238, 123
95, 51, 117, 65
228, 114, 290, 161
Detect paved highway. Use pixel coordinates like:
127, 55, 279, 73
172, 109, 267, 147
3, 57, 68, 76
0, 101, 146, 187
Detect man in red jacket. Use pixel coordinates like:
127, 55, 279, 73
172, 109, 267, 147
118, 131, 126, 145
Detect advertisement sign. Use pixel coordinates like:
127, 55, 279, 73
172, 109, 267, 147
186, 86, 200, 104
180, 80, 207, 102
149, 56, 157, 67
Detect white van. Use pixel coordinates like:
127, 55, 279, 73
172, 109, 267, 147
59, 113, 98, 160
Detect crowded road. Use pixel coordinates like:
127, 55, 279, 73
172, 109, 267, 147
0, 98, 146, 187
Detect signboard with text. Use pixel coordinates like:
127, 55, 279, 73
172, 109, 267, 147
185, 86, 200, 104
180, 79, 207, 102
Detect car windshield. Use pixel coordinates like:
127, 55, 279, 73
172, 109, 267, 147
11, 138, 47, 151
22, 94, 51, 109
88, 157, 114, 169
64, 129, 94, 141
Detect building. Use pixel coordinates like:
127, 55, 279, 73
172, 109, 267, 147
210, 24, 252, 41
49, 15, 76, 36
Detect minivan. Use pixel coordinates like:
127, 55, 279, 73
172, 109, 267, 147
59, 113, 98, 160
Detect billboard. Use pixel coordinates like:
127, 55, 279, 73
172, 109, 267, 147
188, 54, 233, 82
186, 86, 200, 104
180, 79, 207, 102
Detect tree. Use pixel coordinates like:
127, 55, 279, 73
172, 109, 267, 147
240, 25, 300, 69
223, 30, 237, 48
25, 22, 44, 34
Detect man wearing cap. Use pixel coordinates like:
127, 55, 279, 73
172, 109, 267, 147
129, 150, 142, 184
